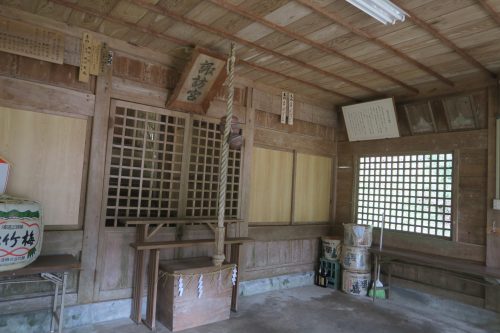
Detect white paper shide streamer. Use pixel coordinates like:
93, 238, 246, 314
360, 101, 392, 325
231, 265, 237, 286
198, 274, 204, 298
178, 275, 184, 297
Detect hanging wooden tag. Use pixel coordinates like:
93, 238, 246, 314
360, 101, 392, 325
281, 91, 288, 124
288, 92, 294, 125
79, 33, 102, 82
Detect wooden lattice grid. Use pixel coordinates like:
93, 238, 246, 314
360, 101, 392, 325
355, 153, 453, 238
185, 117, 241, 218
105, 102, 187, 227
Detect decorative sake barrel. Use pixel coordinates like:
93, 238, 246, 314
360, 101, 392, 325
341, 246, 371, 273
342, 270, 371, 296
344, 224, 373, 247
0, 195, 43, 272
321, 236, 342, 260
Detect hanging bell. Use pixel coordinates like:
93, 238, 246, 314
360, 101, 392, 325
220, 115, 243, 150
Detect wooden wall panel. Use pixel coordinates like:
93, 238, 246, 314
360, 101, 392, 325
249, 147, 293, 224
241, 238, 320, 281
0, 106, 87, 226
294, 153, 332, 223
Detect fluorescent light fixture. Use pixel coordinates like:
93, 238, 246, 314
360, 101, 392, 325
346, 0, 408, 25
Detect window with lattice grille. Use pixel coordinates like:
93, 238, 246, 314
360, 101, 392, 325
105, 104, 187, 227
104, 102, 242, 227
185, 118, 241, 218
355, 153, 454, 238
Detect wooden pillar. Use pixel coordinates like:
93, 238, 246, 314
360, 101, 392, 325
77, 65, 112, 304
486, 84, 500, 311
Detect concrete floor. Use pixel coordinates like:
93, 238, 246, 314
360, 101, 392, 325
67, 286, 500, 333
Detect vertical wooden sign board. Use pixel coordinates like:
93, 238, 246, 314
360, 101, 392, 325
79, 33, 102, 83
281, 91, 288, 124
288, 93, 294, 125
0, 17, 64, 64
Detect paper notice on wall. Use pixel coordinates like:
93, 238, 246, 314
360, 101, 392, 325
342, 98, 400, 141
0, 17, 64, 64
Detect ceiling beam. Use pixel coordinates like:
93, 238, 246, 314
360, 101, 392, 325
49, 0, 354, 102
238, 60, 356, 102
209, 0, 419, 94
391, 0, 497, 80
131, 0, 383, 96
477, 0, 500, 26
295, 0, 455, 87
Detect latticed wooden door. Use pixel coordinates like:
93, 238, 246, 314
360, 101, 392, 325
102, 100, 243, 227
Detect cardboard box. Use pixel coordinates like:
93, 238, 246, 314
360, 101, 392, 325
0, 157, 10, 195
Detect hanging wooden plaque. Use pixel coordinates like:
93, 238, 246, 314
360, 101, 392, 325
79, 33, 102, 82
167, 48, 226, 114
288, 92, 294, 125
0, 17, 64, 64
281, 91, 288, 124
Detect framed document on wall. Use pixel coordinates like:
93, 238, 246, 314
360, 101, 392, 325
342, 98, 399, 141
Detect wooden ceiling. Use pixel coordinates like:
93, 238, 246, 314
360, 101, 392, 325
2, 0, 500, 106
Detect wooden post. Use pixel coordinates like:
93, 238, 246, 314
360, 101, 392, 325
486, 84, 500, 311
77, 62, 112, 304
130, 225, 147, 324
144, 249, 160, 330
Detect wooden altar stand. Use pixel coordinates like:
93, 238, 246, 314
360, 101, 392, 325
126, 218, 251, 330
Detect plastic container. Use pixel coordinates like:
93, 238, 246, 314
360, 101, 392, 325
342, 270, 371, 296
321, 236, 342, 260
344, 223, 373, 247
341, 245, 371, 273
0, 195, 43, 272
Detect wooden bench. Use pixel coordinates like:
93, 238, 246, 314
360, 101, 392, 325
0, 255, 80, 333
369, 246, 500, 302
125, 218, 251, 330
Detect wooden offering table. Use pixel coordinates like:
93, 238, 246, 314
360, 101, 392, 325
157, 257, 235, 332
126, 218, 252, 330
0, 255, 80, 333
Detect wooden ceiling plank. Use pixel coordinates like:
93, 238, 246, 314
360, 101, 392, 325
131, 0, 381, 96
391, 0, 497, 80
209, 0, 419, 94
51, 0, 356, 101
295, 0, 455, 87
51, 0, 192, 47
478, 0, 500, 25
239, 59, 355, 102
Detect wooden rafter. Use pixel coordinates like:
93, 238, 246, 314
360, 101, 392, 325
209, 0, 419, 94
477, 0, 500, 26
131, 0, 381, 96
295, 0, 455, 87
49, 0, 353, 100
238, 59, 357, 102
50, 0, 191, 48
391, 0, 497, 80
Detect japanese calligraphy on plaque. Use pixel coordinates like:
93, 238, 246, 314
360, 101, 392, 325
0, 196, 43, 272
342, 98, 400, 142
167, 48, 226, 114
79, 32, 102, 83
0, 17, 64, 64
